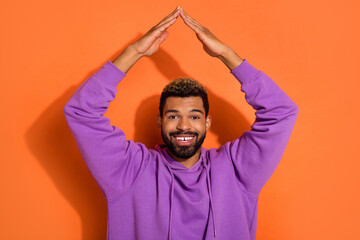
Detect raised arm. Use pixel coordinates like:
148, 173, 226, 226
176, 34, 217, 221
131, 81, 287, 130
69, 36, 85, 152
63, 7, 181, 199
230, 61, 299, 197
180, 8, 299, 197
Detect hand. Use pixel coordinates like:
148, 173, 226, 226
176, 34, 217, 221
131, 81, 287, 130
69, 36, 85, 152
179, 8, 227, 58
179, 8, 243, 70
113, 6, 243, 73
113, 7, 181, 72
133, 6, 181, 57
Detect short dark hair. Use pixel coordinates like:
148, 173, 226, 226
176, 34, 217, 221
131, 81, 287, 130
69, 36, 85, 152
159, 77, 209, 117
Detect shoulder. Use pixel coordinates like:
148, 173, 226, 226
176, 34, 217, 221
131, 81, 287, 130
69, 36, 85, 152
204, 142, 233, 166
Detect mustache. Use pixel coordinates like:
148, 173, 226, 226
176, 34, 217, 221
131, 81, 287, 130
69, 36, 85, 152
169, 131, 199, 137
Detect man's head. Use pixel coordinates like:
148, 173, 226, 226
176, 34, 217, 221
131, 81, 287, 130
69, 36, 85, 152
159, 78, 209, 118
157, 78, 211, 160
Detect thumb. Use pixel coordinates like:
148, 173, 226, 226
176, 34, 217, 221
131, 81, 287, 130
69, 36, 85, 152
159, 31, 169, 44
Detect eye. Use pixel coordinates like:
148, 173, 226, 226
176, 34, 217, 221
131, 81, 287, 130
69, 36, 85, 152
191, 116, 201, 120
168, 115, 179, 119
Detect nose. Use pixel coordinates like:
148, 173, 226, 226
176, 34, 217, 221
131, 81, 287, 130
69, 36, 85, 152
177, 118, 191, 131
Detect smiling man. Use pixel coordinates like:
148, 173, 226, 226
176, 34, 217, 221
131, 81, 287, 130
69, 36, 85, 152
64, 6, 298, 240
158, 78, 211, 168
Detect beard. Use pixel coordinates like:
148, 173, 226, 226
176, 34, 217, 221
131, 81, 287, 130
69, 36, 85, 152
161, 129, 206, 159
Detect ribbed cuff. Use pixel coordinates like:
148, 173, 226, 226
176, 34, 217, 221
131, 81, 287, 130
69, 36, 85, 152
230, 59, 260, 85
95, 60, 127, 87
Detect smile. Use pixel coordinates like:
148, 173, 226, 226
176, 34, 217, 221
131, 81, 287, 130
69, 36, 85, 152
173, 135, 195, 145
176, 136, 194, 141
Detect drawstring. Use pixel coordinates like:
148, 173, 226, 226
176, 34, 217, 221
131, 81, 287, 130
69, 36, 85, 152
164, 163, 175, 240
202, 160, 217, 238
161, 147, 216, 239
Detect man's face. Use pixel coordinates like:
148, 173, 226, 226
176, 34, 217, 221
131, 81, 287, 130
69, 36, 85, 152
157, 96, 211, 159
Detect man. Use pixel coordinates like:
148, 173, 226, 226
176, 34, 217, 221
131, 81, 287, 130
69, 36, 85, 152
64, 6, 298, 240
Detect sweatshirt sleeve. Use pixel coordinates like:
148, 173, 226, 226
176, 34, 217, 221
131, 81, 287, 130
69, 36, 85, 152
228, 59, 299, 197
63, 61, 150, 200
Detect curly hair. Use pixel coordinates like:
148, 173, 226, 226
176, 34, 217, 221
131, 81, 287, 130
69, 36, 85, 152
159, 77, 209, 117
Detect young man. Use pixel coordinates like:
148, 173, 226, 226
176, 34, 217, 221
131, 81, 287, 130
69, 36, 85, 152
64, 6, 298, 240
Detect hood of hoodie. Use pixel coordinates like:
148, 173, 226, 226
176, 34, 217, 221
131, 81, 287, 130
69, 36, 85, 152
155, 144, 217, 239
156, 144, 207, 170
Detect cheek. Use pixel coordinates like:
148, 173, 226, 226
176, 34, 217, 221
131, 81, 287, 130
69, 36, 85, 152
194, 122, 207, 133
161, 122, 176, 134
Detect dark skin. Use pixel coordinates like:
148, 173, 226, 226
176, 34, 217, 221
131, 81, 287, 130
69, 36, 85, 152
157, 96, 211, 168
112, 6, 244, 168
112, 6, 243, 72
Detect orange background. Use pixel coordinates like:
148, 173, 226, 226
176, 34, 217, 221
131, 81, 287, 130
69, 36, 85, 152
1, 0, 359, 239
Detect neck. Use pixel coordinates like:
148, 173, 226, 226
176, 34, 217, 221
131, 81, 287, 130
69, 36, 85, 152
165, 148, 201, 168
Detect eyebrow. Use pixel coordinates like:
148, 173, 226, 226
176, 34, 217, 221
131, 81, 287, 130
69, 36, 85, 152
190, 109, 204, 115
165, 109, 204, 115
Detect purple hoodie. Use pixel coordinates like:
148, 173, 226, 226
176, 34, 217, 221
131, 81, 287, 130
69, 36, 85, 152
64, 59, 298, 240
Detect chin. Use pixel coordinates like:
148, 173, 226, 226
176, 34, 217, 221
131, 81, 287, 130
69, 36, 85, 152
162, 132, 206, 160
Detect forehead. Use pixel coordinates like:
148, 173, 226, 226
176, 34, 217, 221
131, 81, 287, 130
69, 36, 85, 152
164, 96, 204, 112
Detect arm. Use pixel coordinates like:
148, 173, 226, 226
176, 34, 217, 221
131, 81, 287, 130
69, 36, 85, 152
230, 60, 299, 197
180, 8, 299, 196
63, 7, 181, 199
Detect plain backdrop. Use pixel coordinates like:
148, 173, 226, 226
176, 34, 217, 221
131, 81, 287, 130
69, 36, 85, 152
1, 0, 359, 239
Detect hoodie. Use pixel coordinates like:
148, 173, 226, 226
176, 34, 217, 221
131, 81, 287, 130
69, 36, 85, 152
64, 59, 299, 240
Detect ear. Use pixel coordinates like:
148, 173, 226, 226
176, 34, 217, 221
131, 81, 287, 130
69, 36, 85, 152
205, 115, 212, 132
157, 115, 162, 128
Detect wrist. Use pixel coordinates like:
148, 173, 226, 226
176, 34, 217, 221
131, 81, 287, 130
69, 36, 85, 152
112, 45, 143, 73
122, 44, 143, 63
217, 45, 232, 61
218, 46, 244, 71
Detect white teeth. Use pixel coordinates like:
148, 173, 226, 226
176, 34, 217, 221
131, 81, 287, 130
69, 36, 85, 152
176, 136, 193, 141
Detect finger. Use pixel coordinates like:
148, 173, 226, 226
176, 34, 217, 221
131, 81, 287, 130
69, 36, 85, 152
152, 10, 179, 35
157, 10, 180, 29
182, 17, 199, 33
156, 6, 181, 27
151, 17, 176, 39
180, 10, 202, 33
180, 9, 200, 30
157, 17, 177, 33
159, 31, 169, 44
147, 11, 177, 37
180, 8, 203, 29
165, 6, 181, 19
